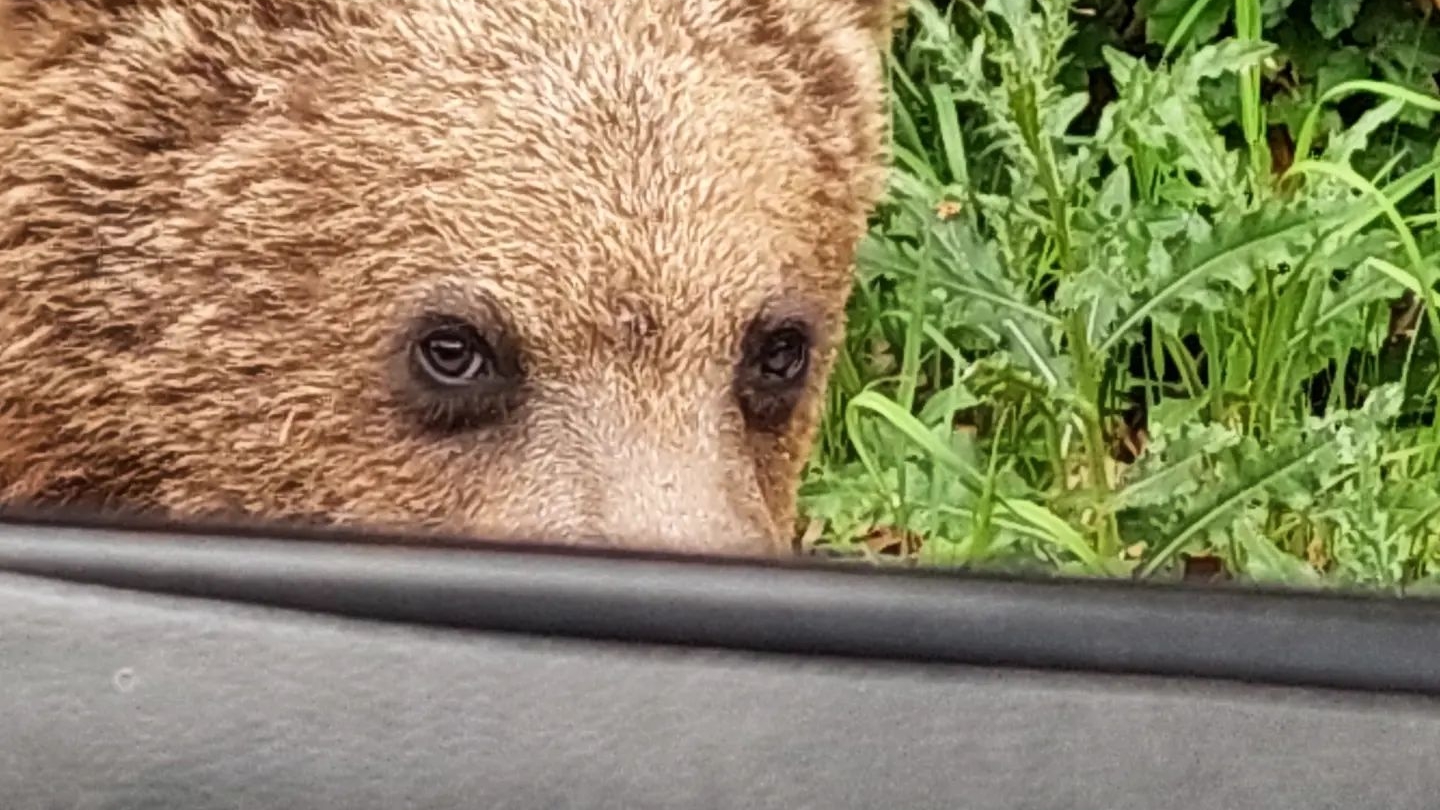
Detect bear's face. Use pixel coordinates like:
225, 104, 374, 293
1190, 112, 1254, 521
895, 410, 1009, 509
0, 0, 898, 556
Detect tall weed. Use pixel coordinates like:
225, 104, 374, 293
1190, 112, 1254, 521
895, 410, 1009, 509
798, 0, 1440, 592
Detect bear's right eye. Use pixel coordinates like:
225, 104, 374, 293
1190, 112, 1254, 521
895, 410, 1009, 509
414, 323, 496, 386
397, 311, 524, 433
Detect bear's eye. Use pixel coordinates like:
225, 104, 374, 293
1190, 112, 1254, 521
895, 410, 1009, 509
735, 317, 813, 431
414, 324, 495, 386
396, 310, 523, 433
754, 327, 809, 383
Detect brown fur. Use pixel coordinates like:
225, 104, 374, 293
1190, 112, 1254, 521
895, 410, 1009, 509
0, 0, 902, 556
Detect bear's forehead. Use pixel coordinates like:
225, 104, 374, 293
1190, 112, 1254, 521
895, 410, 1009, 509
288, 0, 832, 356
2, 0, 864, 373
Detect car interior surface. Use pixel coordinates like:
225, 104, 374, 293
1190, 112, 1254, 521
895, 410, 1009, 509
2, 508, 1440, 810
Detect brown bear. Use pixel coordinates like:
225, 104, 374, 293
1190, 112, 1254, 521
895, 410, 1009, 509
0, 0, 902, 557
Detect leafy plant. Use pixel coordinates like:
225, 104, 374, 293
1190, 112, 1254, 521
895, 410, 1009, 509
797, 0, 1440, 592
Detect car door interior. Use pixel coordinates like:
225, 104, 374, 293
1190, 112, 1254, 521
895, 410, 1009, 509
2, 510, 1439, 810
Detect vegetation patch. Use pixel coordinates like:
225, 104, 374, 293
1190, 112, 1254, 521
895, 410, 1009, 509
798, 0, 1440, 593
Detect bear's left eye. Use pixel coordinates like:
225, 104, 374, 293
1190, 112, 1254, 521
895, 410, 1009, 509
735, 317, 813, 431
754, 327, 809, 383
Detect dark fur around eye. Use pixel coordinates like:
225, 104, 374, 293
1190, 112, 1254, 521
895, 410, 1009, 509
735, 316, 813, 431
394, 311, 524, 433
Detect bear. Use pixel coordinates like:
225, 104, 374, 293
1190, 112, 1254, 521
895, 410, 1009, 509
0, 0, 903, 557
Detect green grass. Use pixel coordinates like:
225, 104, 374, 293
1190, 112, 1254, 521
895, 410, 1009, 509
796, 0, 1440, 594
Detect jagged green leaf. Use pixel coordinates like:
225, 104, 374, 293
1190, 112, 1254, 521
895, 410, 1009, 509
1311, 0, 1363, 38
1099, 201, 1345, 352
